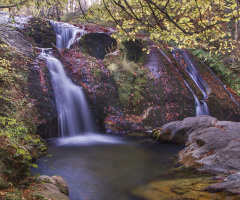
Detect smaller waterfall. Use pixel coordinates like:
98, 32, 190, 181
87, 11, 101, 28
171, 49, 210, 116
39, 52, 93, 137
50, 21, 86, 49
184, 81, 209, 116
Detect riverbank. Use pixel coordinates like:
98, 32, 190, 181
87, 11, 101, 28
151, 115, 240, 198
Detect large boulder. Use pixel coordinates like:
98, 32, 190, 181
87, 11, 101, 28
151, 116, 240, 174
0, 25, 33, 55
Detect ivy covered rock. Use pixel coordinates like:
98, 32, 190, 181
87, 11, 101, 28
0, 134, 47, 181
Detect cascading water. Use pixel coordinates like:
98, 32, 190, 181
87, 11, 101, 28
157, 47, 209, 116
39, 52, 93, 137
184, 81, 209, 116
50, 21, 86, 49
39, 22, 94, 137
171, 49, 210, 116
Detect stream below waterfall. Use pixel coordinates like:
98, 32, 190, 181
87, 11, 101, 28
32, 135, 184, 200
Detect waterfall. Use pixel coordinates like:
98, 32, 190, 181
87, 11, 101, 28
171, 49, 210, 116
39, 21, 93, 137
184, 81, 209, 116
39, 52, 93, 137
50, 21, 86, 49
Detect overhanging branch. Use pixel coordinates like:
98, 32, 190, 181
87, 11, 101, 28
0, 0, 28, 8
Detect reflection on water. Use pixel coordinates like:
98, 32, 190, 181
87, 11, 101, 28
32, 134, 183, 200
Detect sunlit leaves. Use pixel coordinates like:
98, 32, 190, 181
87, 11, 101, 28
90, 0, 239, 55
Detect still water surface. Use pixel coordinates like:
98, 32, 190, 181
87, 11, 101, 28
32, 133, 183, 200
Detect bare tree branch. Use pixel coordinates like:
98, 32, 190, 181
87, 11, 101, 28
78, 0, 89, 23
144, 0, 167, 31
102, 0, 129, 35
145, 0, 222, 35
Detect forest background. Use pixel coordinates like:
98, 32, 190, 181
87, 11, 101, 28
1, 0, 240, 96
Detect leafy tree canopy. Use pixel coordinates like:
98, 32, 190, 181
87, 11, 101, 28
87, 0, 239, 54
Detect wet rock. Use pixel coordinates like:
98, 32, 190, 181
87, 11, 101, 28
22, 17, 56, 48
38, 175, 57, 185
152, 116, 240, 174
52, 175, 69, 195
33, 183, 70, 200
28, 59, 58, 139
41, 26, 239, 136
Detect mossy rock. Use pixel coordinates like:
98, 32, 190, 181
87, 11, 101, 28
22, 17, 56, 48
206, 93, 240, 121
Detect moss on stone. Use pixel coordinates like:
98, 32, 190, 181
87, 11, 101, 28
103, 50, 148, 115
22, 17, 56, 48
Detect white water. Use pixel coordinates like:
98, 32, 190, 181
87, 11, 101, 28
184, 81, 209, 116
38, 21, 96, 138
0, 12, 31, 28
54, 133, 126, 146
172, 49, 210, 116
50, 21, 86, 49
39, 52, 94, 137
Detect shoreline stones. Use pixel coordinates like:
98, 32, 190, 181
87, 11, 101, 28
151, 115, 240, 196
34, 175, 70, 199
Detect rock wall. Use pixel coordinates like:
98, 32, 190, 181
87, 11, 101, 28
24, 20, 240, 135
48, 34, 240, 134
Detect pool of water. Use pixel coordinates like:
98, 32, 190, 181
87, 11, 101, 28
32, 133, 184, 200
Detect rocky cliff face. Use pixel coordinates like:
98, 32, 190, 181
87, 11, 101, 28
12, 17, 239, 136
44, 32, 239, 134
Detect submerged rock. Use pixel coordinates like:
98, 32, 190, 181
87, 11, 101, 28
130, 173, 229, 200
206, 172, 240, 196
